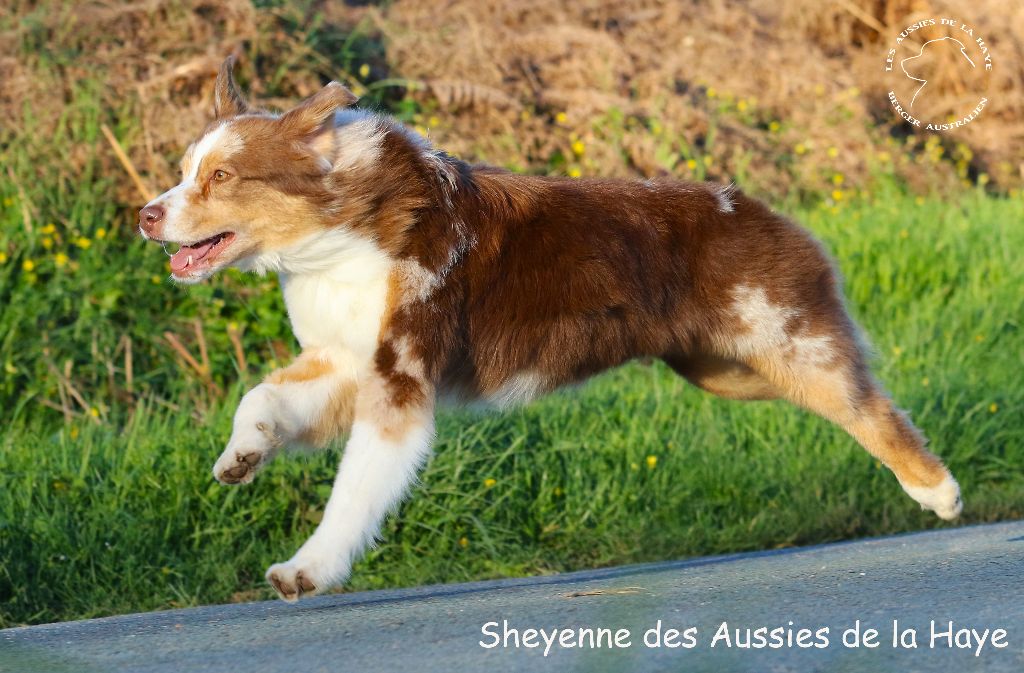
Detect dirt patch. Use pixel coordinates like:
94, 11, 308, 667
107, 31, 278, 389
377, 0, 1023, 196
2, 0, 1020, 207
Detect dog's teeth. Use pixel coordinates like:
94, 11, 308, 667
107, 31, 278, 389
187, 255, 193, 266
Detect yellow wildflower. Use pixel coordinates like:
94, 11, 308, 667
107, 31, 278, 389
827, 146, 839, 158
96, 228, 107, 239
41, 223, 56, 234
736, 99, 748, 112
75, 237, 91, 249
831, 189, 844, 201
428, 116, 440, 128
706, 87, 717, 99
974, 334, 984, 342
921, 377, 930, 387
646, 455, 658, 469
42, 237, 53, 249
899, 229, 909, 239
70, 426, 79, 440
553, 487, 564, 497
89, 407, 100, 418
702, 155, 713, 166
768, 121, 780, 133
358, 63, 370, 79
794, 143, 807, 155
989, 403, 998, 413
567, 167, 582, 178
555, 111, 568, 124
0, 251, 7, 264
686, 159, 697, 170
831, 173, 844, 186
484, 478, 497, 488
571, 139, 585, 156
151, 275, 162, 284
459, 536, 468, 548
892, 346, 903, 357
22, 259, 34, 272
55, 253, 69, 267
2, 197, 12, 208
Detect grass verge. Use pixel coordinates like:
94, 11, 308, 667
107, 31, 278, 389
1, 188, 1020, 627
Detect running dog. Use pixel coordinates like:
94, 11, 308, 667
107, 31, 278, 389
138, 57, 962, 602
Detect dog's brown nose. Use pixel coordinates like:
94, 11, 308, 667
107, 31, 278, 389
139, 204, 165, 237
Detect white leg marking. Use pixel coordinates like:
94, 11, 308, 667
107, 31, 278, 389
728, 285, 838, 368
266, 414, 434, 600
901, 473, 963, 521
213, 366, 351, 484
213, 384, 283, 485
729, 285, 794, 356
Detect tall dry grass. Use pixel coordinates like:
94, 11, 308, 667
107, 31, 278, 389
377, 0, 1023, 196
1, 0, 1021, 206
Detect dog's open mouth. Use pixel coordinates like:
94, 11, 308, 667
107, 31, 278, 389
167, 232, 236, 277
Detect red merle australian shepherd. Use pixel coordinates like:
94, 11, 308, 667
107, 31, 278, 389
138, 58, 961, 602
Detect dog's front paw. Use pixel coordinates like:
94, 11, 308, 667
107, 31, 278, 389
213, 449, 266, 484
266, 561, 320, 603
213, 422, 280, 485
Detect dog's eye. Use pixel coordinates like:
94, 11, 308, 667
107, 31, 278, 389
212, 169, 229, 182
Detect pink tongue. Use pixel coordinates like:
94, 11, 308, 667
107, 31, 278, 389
169, 240, 216, 273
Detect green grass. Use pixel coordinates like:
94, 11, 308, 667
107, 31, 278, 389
0, 177, 1021, 627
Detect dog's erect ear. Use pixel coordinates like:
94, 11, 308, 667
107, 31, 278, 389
214, 55, 248, 119
278, 82, 358, 138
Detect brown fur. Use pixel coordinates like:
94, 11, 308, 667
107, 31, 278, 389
356, 125, 950, 491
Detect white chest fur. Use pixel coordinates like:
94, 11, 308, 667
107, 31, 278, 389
278, 253, 392, 367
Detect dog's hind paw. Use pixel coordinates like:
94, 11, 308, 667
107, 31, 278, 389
902, 474, 963, 521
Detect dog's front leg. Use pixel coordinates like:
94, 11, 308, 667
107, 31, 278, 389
265, 347, 435, 601
213, 348, 357, 484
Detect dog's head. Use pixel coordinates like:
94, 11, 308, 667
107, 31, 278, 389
138, 56, 359, 283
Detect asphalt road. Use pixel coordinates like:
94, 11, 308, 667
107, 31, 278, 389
2, 521, 1022, 672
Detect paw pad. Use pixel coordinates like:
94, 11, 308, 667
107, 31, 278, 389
215, 451, 263, 484
267, 566, 317, 602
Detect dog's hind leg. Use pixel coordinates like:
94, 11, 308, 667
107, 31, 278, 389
213, 348, 357, 485
745, 334, 962, 520
665, 353, 782, 401
705, 281, 961, 519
